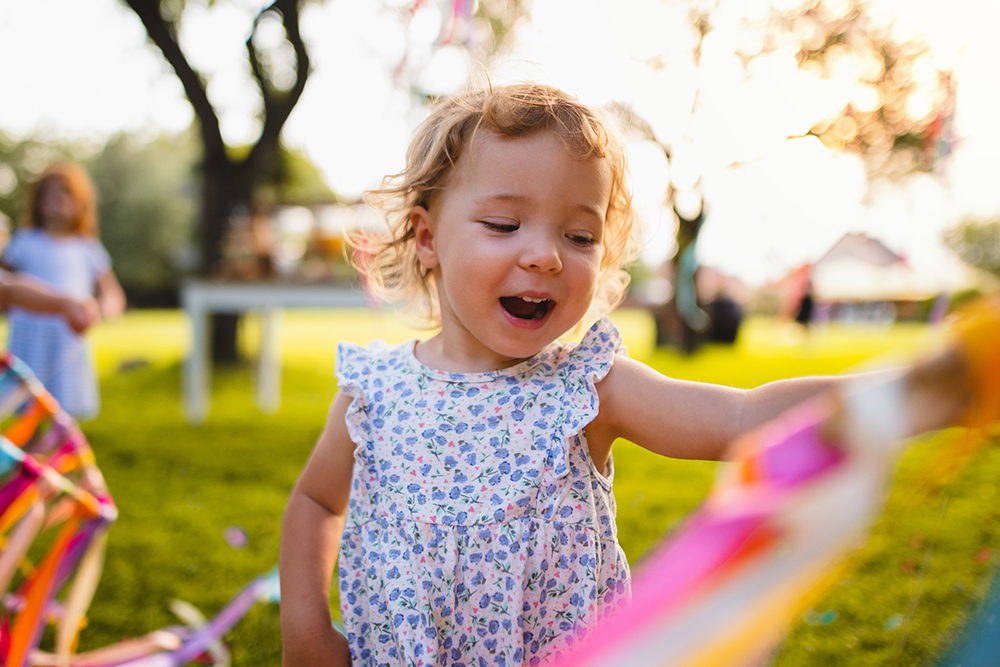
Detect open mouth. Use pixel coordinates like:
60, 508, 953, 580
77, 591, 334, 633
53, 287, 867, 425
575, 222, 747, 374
500, 296, 553, 321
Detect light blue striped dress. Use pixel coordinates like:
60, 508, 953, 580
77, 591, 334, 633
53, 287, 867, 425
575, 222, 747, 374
2, 228, 111, 419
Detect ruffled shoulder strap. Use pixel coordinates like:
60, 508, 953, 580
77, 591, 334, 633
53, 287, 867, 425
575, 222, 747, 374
335, 339, 402, 450
335, 341, 374, 398
572, 316, 626, 384
555, 316, 627, 434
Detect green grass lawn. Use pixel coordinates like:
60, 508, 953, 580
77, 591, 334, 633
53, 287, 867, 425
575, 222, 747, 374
51, 309, 1000, 665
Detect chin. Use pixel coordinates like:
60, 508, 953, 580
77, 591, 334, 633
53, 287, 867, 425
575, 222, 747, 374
491, 330, 562, 361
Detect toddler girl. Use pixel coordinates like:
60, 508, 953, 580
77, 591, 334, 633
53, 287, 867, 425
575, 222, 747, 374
2, 163, 125, 418
279, 83, 844, 667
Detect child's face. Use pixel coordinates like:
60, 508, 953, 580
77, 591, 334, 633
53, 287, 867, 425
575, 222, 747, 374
412, 129, 611, 369
37, 179, 78, 233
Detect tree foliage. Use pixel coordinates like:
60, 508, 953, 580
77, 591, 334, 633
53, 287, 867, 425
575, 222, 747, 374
629, 0, 952, 349
381, 0, 529, 101
89, 133, 199, 304
751, 0, 952, 179
945, 219, 1000, 280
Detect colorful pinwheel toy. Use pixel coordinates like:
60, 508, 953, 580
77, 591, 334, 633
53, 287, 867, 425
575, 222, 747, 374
0, 352, 277, 667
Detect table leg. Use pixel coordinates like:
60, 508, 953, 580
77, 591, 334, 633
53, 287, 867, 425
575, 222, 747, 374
257, 307, 282, 414
184, 303, 211, 425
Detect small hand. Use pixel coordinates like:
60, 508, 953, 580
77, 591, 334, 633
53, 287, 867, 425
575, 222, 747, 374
62, 296, 101, 334
282, 624, 352, 667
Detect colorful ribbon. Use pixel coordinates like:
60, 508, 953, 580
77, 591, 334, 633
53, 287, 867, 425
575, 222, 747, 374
0, 351, 278, 667
554, 296, 1000, 667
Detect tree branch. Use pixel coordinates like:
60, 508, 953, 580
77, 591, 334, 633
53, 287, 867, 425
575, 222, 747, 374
246, 0, 311, 174
120, 0, 228, 165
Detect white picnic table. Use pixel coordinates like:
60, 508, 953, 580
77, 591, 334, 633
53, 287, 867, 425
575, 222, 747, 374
181, 280, 368, 424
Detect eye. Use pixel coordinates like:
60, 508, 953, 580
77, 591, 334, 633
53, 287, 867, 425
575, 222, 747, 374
481, 220, 519, 233
566, 233, 597, 247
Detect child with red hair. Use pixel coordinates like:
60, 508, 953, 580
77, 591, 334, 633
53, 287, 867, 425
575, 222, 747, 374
2, 163, 124, 418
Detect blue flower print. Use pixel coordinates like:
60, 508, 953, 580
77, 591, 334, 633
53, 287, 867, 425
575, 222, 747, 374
334, 319, 631, 666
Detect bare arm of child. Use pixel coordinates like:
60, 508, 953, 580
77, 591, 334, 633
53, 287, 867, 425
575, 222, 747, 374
279, 391, 356, 667
0, 273, 100, 334
588, 354, 858, 467
95, 269, 126, 320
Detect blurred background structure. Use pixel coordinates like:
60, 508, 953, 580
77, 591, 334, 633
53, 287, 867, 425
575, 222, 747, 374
0, 0, 998, 356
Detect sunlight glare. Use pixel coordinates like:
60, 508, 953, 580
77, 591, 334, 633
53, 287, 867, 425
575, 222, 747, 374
418, 46, 473, 97
669, 139, 704, 191
410, 5, 445, 48
252, 11, 287, 51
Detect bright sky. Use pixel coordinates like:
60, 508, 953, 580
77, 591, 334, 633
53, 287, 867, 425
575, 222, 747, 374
2, 0, 999, 287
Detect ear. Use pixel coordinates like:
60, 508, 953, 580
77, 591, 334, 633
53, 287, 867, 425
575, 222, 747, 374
411, 206, 439, 269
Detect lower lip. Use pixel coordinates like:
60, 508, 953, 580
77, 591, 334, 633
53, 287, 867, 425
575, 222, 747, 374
501, 303, 553, 330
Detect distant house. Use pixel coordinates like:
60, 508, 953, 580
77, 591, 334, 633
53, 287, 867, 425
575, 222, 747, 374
811, 232, 938, 303
772, 233, 945, 324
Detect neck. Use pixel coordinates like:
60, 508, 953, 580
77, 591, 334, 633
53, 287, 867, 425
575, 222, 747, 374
414, 334, 530, 373
40, 222, 75, 237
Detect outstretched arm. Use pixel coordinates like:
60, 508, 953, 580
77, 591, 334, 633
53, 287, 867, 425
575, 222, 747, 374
280, 391, 356, 667
95, 269, 126, 320
587, 354, 854, 466
0, 272, 100, 334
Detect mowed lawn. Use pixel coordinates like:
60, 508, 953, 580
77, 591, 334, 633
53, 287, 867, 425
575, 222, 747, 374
46, 308, 1000, 665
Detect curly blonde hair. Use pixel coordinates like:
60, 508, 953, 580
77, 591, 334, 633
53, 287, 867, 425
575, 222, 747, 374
359, 82, 641, 328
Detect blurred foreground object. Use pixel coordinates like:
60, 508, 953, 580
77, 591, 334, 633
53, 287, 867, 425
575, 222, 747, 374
554, 296, 1000, 667
0, 353, 276, 666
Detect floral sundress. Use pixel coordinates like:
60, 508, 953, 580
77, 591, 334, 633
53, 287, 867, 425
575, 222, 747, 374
335, 317, 631, 667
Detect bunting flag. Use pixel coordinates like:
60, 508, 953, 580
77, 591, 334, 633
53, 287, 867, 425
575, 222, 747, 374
554, 296, 1000, 667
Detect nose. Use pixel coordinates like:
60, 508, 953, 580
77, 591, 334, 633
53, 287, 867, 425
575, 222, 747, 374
519, 234, 562, 273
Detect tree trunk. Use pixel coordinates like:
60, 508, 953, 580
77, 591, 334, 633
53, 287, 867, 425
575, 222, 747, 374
122, 0, 311, 365
211, 313, 241, 364
203, 160, 254, 363
653, 201, 708, 353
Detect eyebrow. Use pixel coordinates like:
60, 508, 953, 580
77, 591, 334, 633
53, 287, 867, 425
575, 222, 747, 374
474, 194, 605, 220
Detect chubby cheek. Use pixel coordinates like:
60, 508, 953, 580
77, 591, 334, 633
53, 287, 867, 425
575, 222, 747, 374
554, 266, 599, 323
442, 257, 497, 305
586, 274, 602, 304
578, 255, 604, 298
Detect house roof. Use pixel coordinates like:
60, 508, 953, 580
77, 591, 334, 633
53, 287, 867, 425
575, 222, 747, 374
815, 232, 900, 268
811, 233, 937, 301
